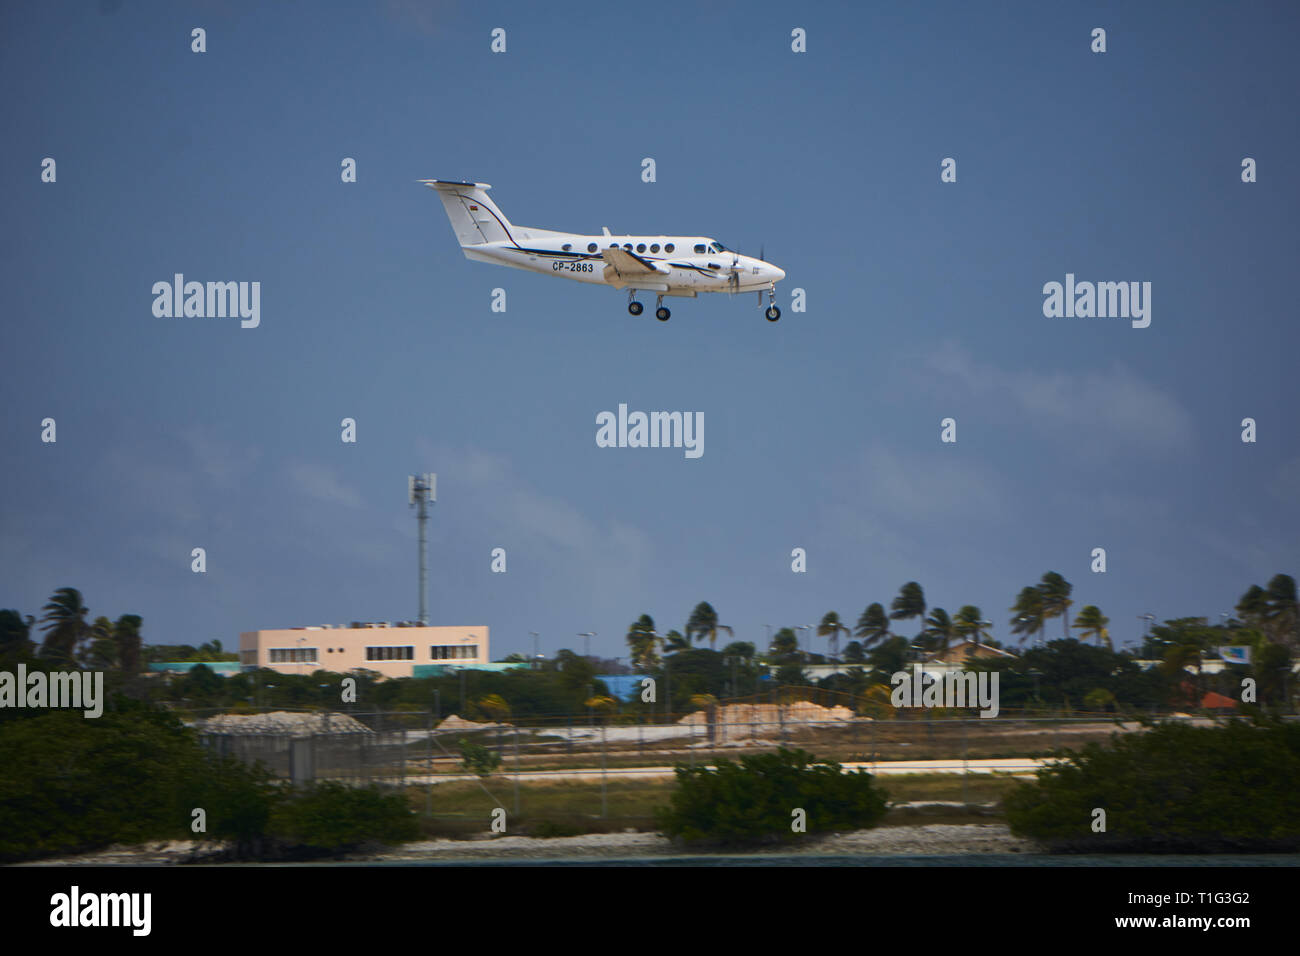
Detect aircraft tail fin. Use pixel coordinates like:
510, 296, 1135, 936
419, 180, 515, 246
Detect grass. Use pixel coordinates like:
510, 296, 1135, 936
406, 771, 1022, 839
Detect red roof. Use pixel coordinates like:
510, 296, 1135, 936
1200, 690, 1238, 710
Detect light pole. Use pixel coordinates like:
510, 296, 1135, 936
795, 625, 810, 660
529, 632, 539, 669
578, 632, 595, 664
1139, 614, 1155, 647
651, 630, 671, 725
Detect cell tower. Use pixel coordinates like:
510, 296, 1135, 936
408, 473, 436, 625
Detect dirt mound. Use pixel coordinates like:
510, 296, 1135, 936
437, 714, 511, 732
675, 701, 861, 739
198, 710, 374, 736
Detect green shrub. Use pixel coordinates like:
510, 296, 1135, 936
1004, 717, 1300, 852
269, 782, 418, 852
0, 699, 279, 862
458, 738, 502, 776
655, 747, 888, 846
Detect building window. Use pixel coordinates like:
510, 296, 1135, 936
269, 647, 317, 663
366, 646, 414, 661
431, 644, 478, 661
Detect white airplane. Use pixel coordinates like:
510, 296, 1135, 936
421, 179, 786, 321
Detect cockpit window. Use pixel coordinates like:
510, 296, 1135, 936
709, 241, 727, 254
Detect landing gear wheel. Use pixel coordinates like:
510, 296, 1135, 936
655, 306, 671, 321
628, 301, 643, 316
765, 305, 781, 321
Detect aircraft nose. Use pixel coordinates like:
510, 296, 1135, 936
770, 264, 785, 282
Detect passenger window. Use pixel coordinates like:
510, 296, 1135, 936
665, 243, 675, 253
693, 244, 705, 253
650, 243, 660, 253
587, 243, 597, 253
562, 243, 572, 252
636, 243, 646, 253
624, 244, 633, 251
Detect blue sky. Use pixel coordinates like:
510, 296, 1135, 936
2, 1, 1297, 661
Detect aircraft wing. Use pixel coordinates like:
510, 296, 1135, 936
602, 246, 667, 279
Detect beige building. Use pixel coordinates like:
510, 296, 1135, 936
239, 623, 489, 678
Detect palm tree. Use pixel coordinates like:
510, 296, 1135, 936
0, 610, 35, 659
626, 614, 659, 668
662, 629, 690, 655
1236, 584, 1270, 631
686, 601, 733, 651
889, 582, 927, 641
769, 627, 800, 662
855, 602, 890, 650
80, 615, 118, 669
953, 606, 990, 646
817, 611, 850, 662
39, 587, 89, 665
1071, 605, 1110, 647
1009, 586, 1046, 647
923, 607, 958, 653
1038, 572, 1074, 639
1264, 574, 1299, 646
113, 614, 143, 674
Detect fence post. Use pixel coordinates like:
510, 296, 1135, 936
426, 709, 433, 818
962, 719, 969, 807
600, 723, 608, 820
513, 721, 521, 818
400, 727, 407, 790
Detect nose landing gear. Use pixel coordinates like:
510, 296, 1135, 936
764, 284, 780, 322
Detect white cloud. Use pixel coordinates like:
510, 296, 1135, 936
925, 341, 1195, 452
283, 462, 364, 510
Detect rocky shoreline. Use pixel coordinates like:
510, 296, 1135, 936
22, 823, 1041, 865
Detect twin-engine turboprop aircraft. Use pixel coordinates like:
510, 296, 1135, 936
421, 179, 786, 321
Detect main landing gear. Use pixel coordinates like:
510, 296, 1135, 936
654, 293, 670, 322
627, 289, 643, 316
764, 283, 781, 322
